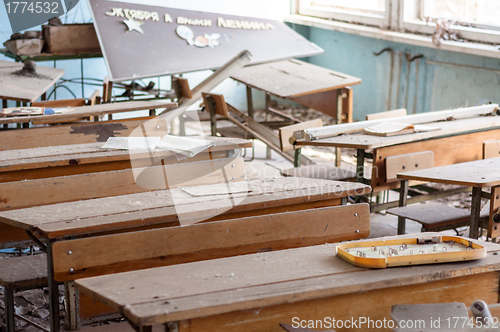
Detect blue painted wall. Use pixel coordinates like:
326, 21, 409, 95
289, 23, 500, 121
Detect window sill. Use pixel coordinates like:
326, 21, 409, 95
286, 14, 500, 59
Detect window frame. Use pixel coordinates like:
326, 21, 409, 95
296, 0, 500, 45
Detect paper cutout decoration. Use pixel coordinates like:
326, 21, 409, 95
123, 18, 144, 34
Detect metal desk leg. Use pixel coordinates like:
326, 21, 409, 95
355, 149, 365, 184
470, 187, 482, 239
5, 287, 15, 332
246, 86, 254, 119
294, 148, 302, 168
398, 180, 409, 235
47, 240, 61, 332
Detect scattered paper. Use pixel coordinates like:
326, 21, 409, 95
156, 135, 215, 158
101, 137, 160, 150
181, 182, 250, 196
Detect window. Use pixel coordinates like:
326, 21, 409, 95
297, 0, 500, 44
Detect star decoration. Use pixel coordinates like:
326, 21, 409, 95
123, 18, 144, 34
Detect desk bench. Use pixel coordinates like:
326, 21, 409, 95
75, 233, 500, 332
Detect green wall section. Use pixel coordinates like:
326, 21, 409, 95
289, 23, 500, 121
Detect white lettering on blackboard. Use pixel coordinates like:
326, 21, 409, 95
218, 17, 275, 30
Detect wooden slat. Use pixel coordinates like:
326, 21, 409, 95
385, 151, 434, 182
371, 128, 500, 192
484, 140, 500, 159
52, 203, 370, 281
202, 93, 229, 116
181, 273, 497, 332
74, 233, 500, 327
490, 186, 500, 238
366, 108, 407, 121
0, 117, 159, 151
88, 89, 101, 106
0, 100, 177, 125
279, 119, 322, 152
0, 157, 245, 211
0, 59, 64, 102
31, 99, 86, 107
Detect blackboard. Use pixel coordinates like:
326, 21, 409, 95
88, 0, 323, 82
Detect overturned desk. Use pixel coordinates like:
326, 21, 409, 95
75, 233, 500, 332
231, 59, 361, 123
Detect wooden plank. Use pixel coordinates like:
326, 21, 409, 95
74, 233, 500, 327
202, 93, 229, 117
489, 186, 500, 238
0, 117, 158, 151
31, 99, 86, 107
398, 157, 500, 188
279, 119, 322, 152
0, 59, 65, 102
0, 157, 245, 211
172, 77, 192, 99
298, 104, 499, 141
180, 273, 497, 332
52, 203, 370, 281
342, 86, 353, 123
371, 128, 500, 192
0, 100, 177, 125
366, 108, 407, 121
231, 59, 361, 99
385, 151, 434, 182
484, 140, 500, 159
0, 178, 370, 238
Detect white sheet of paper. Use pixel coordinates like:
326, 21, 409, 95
156, 135, 215, 157
101, 137, 161, 150
364, 122, 413, 134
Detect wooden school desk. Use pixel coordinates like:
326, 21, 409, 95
294, 111, 500, 208
75, 233, 500, 332
397, 157, 500, 239
0, 136, 251, 183
0, 177, 370, 332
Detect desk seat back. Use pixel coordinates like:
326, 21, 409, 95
51, 203, 370, 282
